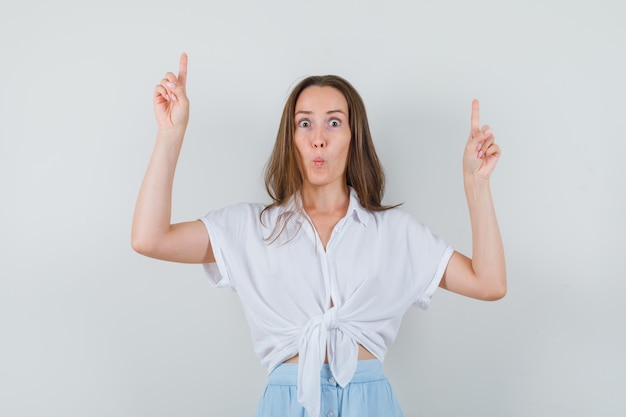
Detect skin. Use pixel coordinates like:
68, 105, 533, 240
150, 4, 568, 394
131, 53, 214, 264
293, 86, 352, 249
439, 100, 507, 301
132, 53, 506, 362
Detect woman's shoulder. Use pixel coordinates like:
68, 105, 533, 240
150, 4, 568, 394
369, 205, 413, 223
201, 201, 266, 222
367, 205, 435, 236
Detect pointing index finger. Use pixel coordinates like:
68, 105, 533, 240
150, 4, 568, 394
178, 52, 188, 86
471, 99, 480, 134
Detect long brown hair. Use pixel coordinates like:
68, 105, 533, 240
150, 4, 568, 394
262, 75, 397, 239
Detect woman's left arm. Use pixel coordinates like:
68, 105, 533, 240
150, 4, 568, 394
439, 99, 507, 301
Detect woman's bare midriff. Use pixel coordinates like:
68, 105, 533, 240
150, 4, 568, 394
283, 344, 376, 364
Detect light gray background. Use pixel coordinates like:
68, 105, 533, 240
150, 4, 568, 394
1, 0, 624, 416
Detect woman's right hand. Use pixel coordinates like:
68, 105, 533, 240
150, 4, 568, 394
154, 53, 189, 130
134, 52, 214, 264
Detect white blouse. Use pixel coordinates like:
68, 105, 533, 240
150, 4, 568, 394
200, 188, 453, 417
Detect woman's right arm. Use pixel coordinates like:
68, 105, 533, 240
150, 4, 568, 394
131, 53, 215, 264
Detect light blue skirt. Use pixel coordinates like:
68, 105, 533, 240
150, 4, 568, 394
254, 360, 405, 417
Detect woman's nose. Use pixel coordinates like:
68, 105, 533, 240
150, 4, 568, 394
312, 127, 326, 148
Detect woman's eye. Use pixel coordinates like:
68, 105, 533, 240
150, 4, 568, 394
329, 119, 341, 127
298, 120, 311, 128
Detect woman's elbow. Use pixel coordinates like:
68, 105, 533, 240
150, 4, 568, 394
483, 276, 507, 301
131, 232, 157, 257
486, 286, 507, 301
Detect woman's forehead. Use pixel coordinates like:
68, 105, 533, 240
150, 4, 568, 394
295, 86, 348, 114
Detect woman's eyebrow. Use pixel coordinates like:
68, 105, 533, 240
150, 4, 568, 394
294, 109, 346, 116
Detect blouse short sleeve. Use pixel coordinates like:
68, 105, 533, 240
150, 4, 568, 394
395, 212, 454, 310
199, 203, 265, 290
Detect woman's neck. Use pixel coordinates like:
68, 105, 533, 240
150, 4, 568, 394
300, 183, 350, 215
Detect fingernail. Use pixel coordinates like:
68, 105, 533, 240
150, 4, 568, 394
485, 129, 493, 136
478, 150, 484, 158
167, 82, 176, 88
476, 142, 482, 151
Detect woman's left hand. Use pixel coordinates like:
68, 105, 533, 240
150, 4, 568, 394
440, 99, 506, 301
463, 99, 500, 180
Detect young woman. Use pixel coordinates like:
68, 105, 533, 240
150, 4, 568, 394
132, 53, 506, 417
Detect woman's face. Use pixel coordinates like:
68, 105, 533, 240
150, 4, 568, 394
293, 86, 351, 189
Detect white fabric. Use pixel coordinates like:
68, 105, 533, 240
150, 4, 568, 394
200, 188, 453, 417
